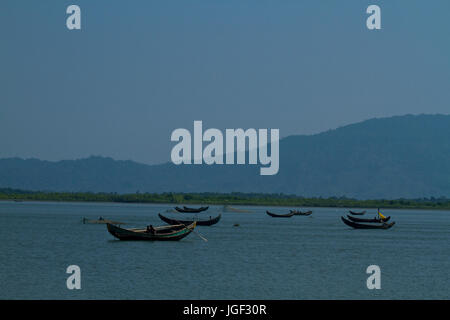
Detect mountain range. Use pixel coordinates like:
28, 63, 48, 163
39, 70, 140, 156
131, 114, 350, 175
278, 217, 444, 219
1, 114, 449, 199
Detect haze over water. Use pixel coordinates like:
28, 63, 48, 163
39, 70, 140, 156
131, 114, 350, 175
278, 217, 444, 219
0, 201, 448, 299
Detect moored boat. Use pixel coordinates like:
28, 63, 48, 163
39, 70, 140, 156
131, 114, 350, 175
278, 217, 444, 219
341, 216, 395, 229
223, 205, 252, 213
349, 210, 366, 215
158, 213, 221, 226
175, 206, 209, 213
83, 217, 125, 225
106, 222, 196, 241
346, 215, 390, 223
266, 211, 295, 218
290, 210, 313, 216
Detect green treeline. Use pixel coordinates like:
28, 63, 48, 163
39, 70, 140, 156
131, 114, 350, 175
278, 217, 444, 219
1, 188, 449, 210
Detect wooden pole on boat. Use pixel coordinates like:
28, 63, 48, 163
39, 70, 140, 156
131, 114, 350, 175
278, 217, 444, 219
192, 228, 208, 242
172, 217, 208, 242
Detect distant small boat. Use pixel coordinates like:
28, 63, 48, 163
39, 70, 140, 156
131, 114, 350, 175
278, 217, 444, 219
83, 217, 125, 225
266, 211, 295, 218
290, 210, 313, 216
158, 213, 221, 226
175, 206, 209, 213
223, 205, 252, 213
106, 222, 196, 241
346, 215, 390, 223
341, 217, 395, 229
349, 210, 366, 215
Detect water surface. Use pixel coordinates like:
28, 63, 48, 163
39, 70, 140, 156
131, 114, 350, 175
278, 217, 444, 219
0, 201, 448, 299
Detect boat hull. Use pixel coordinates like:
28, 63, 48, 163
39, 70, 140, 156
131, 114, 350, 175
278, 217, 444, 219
347, 215, 390, 223
349, 210, 366, 215
83, 218, 125, 224
291, 210, 313, 216
341, 217, 395, 229
266, 211, 295, 218
158, 213, 221, 226
175, 206, 209, 213
106, 222, 196, 241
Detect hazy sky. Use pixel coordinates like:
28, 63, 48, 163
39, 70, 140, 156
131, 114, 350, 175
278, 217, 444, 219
1, 0, 449, 164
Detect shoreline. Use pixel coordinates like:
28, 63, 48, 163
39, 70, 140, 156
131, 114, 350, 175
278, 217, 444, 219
1, 193, 449, 211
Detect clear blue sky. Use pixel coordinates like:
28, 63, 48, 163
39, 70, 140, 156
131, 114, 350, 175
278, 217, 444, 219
1, 0, 449, 164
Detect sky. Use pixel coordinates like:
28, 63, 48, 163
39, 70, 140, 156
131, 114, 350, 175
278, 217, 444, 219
0, 0, 449, 164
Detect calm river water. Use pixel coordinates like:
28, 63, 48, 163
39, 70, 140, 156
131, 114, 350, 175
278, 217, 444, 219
0, 201, 448, 299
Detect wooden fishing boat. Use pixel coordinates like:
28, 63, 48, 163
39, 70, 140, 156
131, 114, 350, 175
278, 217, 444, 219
174, 206, 209, 213
341, 216, 395, 229
158, 213, 221, 226
290, 210, 313, 216
346, 215, 390, 223
83, 217, 125, 225
106, 222, 196, 241
223, 205, 252, 213
349, 210, 366, 215
266, 211, 295, 218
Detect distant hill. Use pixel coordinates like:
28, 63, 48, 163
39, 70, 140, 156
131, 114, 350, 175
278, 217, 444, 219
1, 114, 449, 199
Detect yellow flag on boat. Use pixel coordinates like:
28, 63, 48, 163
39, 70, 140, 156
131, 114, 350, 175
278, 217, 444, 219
378, 209, 386, 219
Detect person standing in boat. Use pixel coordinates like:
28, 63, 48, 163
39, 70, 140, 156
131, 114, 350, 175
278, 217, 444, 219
147, 225, 155, 234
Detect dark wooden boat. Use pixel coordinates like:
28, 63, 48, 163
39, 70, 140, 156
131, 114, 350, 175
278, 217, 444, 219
83, 217, 125, 225
174, 206, 209, 213
158, 213, 221, 226
349, 210, 366, 215
341, 217, 395, 229
106, 222, 196, 241
290, 210, 313, 216
346, 215, 390, 223
266, 211, 295, 218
